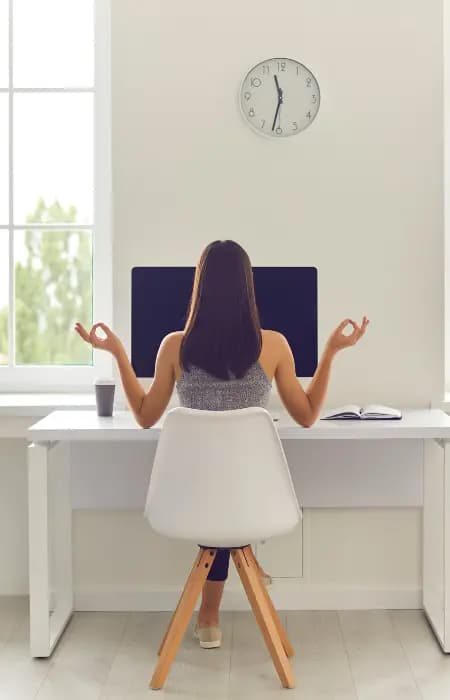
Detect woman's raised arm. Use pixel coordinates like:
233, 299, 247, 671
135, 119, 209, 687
75, 323, 179, 428
274, 317, 369, 427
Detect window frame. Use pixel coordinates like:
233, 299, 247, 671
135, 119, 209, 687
446, 0, 450, 395
0, 0, 112, 392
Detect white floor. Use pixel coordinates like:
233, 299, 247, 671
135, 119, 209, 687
2, 599, 450, 699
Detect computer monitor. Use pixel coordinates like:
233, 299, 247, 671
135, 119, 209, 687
131, 267, 317, 378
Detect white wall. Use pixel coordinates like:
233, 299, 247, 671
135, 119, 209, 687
91, 0, 443, 603
0, 0, 444, 604
112, 0, 444, 408
0, 441, 28, 594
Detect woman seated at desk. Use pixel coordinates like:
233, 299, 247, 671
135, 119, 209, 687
75, 240, 368, 648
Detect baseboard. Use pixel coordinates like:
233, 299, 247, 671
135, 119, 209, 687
74, 581, 422, 612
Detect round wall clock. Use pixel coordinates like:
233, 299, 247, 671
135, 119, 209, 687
239, 57, 320, 138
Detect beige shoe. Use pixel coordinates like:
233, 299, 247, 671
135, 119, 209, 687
193, 624, 222, 649
258, 565, 273, 587
261, 571, 273, 587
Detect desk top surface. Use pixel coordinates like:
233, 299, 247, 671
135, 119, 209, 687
27, 408, 450, 442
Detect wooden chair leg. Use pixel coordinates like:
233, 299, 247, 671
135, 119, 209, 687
150, 548, 217, 690
247, 546, 295, 658
157, 548, 204, 656
232, 547, 295, 689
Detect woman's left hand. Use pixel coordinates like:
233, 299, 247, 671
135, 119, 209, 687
75, 322, 123, 358
325, 316, 370, 354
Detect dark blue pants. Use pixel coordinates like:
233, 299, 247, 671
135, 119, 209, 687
200, 547, 230, 581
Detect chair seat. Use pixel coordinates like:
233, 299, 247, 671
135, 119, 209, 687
150, 517, 300, 548
144, 407, 301, 545
199, 543, 251, 549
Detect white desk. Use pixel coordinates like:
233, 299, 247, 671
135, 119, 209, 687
27, 408, 450, 657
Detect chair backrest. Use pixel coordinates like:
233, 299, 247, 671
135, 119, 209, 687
144, 407, 301, 548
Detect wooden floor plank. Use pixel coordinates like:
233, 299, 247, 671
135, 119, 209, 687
35, 612, 128, 700
102, 610, 231, 699
391, 609, 450, 700
287, 610, 358, 700
1, 607, 449, 699
339, 610, 421, 700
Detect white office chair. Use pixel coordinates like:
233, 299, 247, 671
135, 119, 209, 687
144, 406, 301, 690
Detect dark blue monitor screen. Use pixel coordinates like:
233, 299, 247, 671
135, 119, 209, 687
131, 267, 317, 378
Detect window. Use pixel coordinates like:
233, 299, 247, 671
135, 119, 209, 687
0, 0, 111, 391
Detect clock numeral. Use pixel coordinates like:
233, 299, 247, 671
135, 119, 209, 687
296, 65, 301, 75
277, 61, 286, 72
292, 122, 298, 131
311, 94, 317, 104
275, 126, 283, 135
250, 77, 262, 88
262, 64, 270, 74
260, 119, 266, 128
306, 111, 312, 119
244, 91, 252, 101
306, 77, 312, 87
249, 107, 255, 117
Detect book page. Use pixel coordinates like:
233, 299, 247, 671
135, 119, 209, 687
361, 404, 401, 418
321, 405, 362, 419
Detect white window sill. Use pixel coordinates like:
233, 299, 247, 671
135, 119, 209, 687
0, 393, 95, 417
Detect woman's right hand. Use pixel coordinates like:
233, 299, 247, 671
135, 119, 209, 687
75, 322, 123, 358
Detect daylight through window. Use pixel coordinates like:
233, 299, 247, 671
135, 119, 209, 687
0, 0, 97, 371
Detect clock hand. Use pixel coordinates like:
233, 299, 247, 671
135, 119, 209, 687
272, 75, 283, 131
274, 74, 280, 95
274, 74, 282, 99
272, 101, 281, 131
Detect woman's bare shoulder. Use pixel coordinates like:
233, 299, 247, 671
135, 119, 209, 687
261, 328, 288, 347
160, 331, 184, 355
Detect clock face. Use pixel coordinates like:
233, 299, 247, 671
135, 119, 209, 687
240, 58, 320, 138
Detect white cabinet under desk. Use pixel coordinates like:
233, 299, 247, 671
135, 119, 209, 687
27, 408, 450, 658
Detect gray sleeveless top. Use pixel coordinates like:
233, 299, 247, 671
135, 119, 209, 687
177, 362, 272, 411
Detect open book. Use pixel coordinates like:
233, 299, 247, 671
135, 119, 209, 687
321, 404, 402, 421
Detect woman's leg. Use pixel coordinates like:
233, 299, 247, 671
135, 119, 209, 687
196, 548, 270, 627
197, 548, 230, 627
197, 581, 225, 627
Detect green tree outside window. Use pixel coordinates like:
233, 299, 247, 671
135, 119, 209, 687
0, 199, 93, 365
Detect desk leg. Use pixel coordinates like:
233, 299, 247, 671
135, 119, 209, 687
28, 442, 74, 657
423, 439, 450, 652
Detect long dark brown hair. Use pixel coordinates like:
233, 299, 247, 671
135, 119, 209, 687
180, 240, 262, 380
